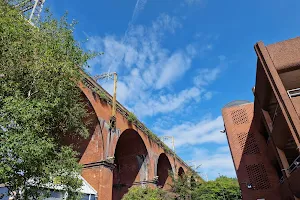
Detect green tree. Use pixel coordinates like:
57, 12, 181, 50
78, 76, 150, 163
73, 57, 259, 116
170, 174, 189, 199
0, 0, 97, 199
122, 186, 174, 200
192, 176, 241, 200
170, 170, 201, 200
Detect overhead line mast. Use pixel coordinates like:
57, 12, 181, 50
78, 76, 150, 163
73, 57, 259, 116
14, 0, 46, 25
94, 72, 118, 130
15, 0, 119, 130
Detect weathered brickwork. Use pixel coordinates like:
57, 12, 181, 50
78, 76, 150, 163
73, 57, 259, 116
223, 37, 300, 200
63, 77, 195, 200
223, 103, 281, 200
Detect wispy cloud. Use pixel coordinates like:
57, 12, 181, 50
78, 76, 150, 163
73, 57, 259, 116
155, 51, 192, 89
188, 146, 236, 180
154, 115, 236, 180
184, 0, 205, 6
154, 114, 236, 179
131, 0, 148, 25
155, 115, 225, 147
86, 14, 184, 73
106, 0, 148, 72
83, 3, 233, 180
85, 13, 216, 117
193, 55, 227, 87
133, 87, 202, 117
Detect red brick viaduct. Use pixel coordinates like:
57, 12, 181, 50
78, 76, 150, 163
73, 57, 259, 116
64, 73, 195, 200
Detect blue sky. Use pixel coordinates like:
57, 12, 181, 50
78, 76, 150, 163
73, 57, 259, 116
47, 0, 300, 180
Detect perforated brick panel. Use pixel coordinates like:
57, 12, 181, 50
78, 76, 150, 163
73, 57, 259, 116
231, 108, 249, 125
237, 132, 260, 154
246, 164, 271, 190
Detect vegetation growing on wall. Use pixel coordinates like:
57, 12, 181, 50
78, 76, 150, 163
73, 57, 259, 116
127, 112, 137, 123
80, 75, 188, 167
0, 1, 98, 199
99, 91, 108, 102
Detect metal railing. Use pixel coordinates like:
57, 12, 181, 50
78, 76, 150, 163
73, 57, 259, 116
279, 176, 284, 184
287, 88, 300, 98
288, 155, 300, 174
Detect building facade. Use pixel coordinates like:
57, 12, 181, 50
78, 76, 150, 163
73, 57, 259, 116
222, 37, 300, 200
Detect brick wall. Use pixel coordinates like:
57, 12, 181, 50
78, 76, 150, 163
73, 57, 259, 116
222, 103, 281, 200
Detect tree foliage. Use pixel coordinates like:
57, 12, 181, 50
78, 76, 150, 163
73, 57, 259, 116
120, 174, 241, 200
169, 169, 202, 200
0, 0, 97, 199
170, 170, 241, 200
192, 176, 242, 200
122, 186, 173, 200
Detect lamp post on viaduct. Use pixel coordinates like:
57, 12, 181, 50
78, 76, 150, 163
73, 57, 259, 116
62, 72, 199, 200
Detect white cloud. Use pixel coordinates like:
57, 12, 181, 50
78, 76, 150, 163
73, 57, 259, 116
154, 116, 236, 179
86, 14, 189, 84
101, 80, 131, 104
133, 87, 202, 117
85, 12, 224, 118
186, 44, 197, 57
184, 0, 204, 6
155, 52, 192, 89
155, 115, 226, 147
85, 14, 212, 117
131, 0, 148, 24
216, 145, 231, 153
193, 55, 227, 87
152, 13, 182, 34
193, 67, 220, 87
189, 147, 236, 180
155, 116, 235, 180
83, 3, 231, 181
203, 91, 213, 100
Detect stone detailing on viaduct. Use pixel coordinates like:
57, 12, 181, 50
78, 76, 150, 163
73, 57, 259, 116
65, 73, 195, 200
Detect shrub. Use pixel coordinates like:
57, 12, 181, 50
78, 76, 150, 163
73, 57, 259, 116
0, 1, 98, 199
122, 186, 173, 200
192, 176, 242, 200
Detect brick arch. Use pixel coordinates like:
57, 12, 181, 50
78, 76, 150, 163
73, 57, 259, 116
156, 153, 173, 190
78, 85, 107, 160
77, 79, 196, 199
113, 129, 149, 200
110, 128, 151, 158
178, 167, 185, 177
60, 90, 105, 163
79, 83, 104, 121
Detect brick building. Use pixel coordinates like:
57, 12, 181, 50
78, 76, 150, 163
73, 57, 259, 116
222, 37, 300, 200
